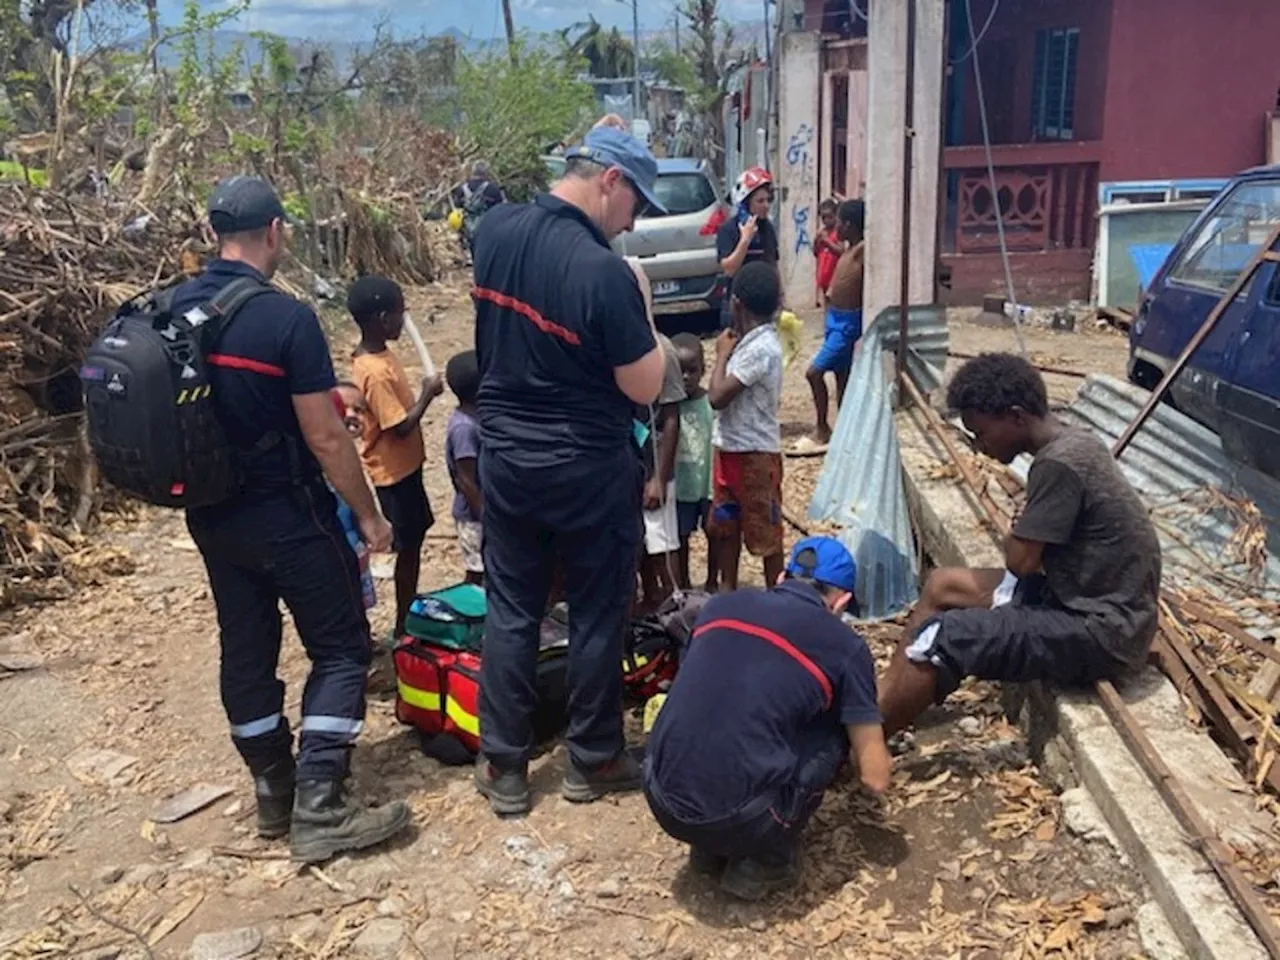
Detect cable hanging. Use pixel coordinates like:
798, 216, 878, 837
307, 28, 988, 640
963, 0, 1028, 358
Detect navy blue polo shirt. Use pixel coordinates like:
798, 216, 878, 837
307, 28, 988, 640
647, 580, 881, 821
471, 194, 656, 459
169, 259, 336, 497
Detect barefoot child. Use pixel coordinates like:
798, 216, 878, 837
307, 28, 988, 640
707, 262, 785, 591
444, 351, 484, 586
806, 200, 865, 444
877, 354, 1162, 735
349, 276, 445, 639
671, 333, 718, 592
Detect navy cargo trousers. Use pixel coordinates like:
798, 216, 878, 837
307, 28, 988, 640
478, 445, 642, 773
645, 723, 848, 863
187, 481, 371, 782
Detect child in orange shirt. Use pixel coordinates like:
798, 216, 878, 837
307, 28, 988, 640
349, 276, 445, 639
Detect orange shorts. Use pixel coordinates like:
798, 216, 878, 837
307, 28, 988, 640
707, 450, 784, 558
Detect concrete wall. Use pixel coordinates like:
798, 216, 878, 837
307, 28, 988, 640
864, 0, 945, 322
1102, 0, 1280, 181
776, 31, 822, 309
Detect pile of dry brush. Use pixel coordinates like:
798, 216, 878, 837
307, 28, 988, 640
0, 183, 206, 606
0, 115, 468, 608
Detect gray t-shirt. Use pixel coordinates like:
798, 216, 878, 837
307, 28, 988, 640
1013, 428, 1162, 666
713, 323, 782, 453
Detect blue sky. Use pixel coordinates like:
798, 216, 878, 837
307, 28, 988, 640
152, 0, 768, 42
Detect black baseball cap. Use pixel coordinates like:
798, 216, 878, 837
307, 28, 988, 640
207, 175, 286, 235
347, 275, 404, 318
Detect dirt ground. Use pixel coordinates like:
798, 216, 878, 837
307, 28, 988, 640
0, 289, 1152, 959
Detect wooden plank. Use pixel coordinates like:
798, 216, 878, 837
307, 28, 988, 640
1173, 598, 1280, 668
1096, 679, 1280, 959
1158, 608, 1257, 746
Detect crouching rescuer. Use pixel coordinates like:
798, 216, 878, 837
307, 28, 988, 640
643, 537, 891, 901
83, 176, 412, 862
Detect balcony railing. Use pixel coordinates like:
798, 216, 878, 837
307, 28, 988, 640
944, 143, 1101, 256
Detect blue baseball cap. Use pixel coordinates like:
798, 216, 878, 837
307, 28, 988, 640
786, 536, 859, 598
567, 126, 667, 216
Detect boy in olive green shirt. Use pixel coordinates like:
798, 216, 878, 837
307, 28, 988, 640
672, 333, 718, 591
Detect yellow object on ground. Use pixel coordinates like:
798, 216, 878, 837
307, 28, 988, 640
778, 310, 804, 369
447, 208, 464, 232
643, 693, 667, 733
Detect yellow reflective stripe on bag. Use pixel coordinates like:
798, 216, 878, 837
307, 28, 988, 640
445, 696, 480, 737
397, 681, 441, 712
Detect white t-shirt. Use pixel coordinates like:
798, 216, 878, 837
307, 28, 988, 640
713, 323, 783, 453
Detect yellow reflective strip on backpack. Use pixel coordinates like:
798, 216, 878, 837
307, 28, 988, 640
397, 680, 441, 712
445, 696, 480, 736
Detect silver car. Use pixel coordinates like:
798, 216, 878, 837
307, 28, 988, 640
613, 159, 730, 315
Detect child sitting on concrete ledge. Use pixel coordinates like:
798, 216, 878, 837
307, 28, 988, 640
877, 353, 1162, 734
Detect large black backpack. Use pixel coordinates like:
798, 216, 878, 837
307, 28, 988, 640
81, 276, 275, 509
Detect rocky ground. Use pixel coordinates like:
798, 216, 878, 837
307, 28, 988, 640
0, 284, 1151, 959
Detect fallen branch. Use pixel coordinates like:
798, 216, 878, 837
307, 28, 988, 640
68, 884, 155, 960
211, 845, 290, 861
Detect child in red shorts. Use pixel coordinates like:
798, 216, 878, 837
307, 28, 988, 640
706, 261, 786, 590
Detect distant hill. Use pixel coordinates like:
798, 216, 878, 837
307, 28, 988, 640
123, 27, 495, 76
122, 19, 765, 77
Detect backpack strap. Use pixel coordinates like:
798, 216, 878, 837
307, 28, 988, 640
203, 276, 272, 337
192, 278, 296, 472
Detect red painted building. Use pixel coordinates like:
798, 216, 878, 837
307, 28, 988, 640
942, 0, 1280, 303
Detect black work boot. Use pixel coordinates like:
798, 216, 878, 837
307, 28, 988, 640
254, 758, 296, 839
474, 753, 531, 816
720, 850, 798, 901
689, 845, 728, 877
561, 751, 643, 803
289, 780, 410, 864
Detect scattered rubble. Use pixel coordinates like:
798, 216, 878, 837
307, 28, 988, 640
154, 784, 234, 824
351, 917, 408, 959
189, 926, 262, 960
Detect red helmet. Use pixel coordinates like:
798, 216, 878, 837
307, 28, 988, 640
732, 166, 774, 206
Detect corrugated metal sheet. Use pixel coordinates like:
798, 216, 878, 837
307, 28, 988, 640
806, 306, 949, 618
879, 305, 949, 393
1017, 375, 1280, 631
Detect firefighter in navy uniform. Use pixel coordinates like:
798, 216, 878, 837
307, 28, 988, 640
173, 176, 410, 862
470, 125, 668, 815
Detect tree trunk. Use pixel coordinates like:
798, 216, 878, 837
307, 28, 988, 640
501, 0, 518, 66
136, 125, 180, 205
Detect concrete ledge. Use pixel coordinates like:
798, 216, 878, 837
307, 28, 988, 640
1056, 687, 1266, 959
896, 405, 1269, 960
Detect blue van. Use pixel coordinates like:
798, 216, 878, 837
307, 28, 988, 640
1128, 164, 1280, 478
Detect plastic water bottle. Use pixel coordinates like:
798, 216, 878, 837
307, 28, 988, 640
332, 489, 376, 610
354, 540, 376, 611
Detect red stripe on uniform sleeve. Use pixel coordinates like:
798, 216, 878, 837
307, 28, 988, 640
693, 618, 834, 709
472, 287, 582, 346
208, 354, 287, 377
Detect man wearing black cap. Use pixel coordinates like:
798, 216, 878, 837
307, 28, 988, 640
644, 537, 891, 900
470, 123, 668, 816
172, 175, 410, 862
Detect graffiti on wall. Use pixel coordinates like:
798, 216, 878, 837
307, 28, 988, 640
785, 122, 816, 254
792, 205, 811, 255
786, 123, 814, 169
